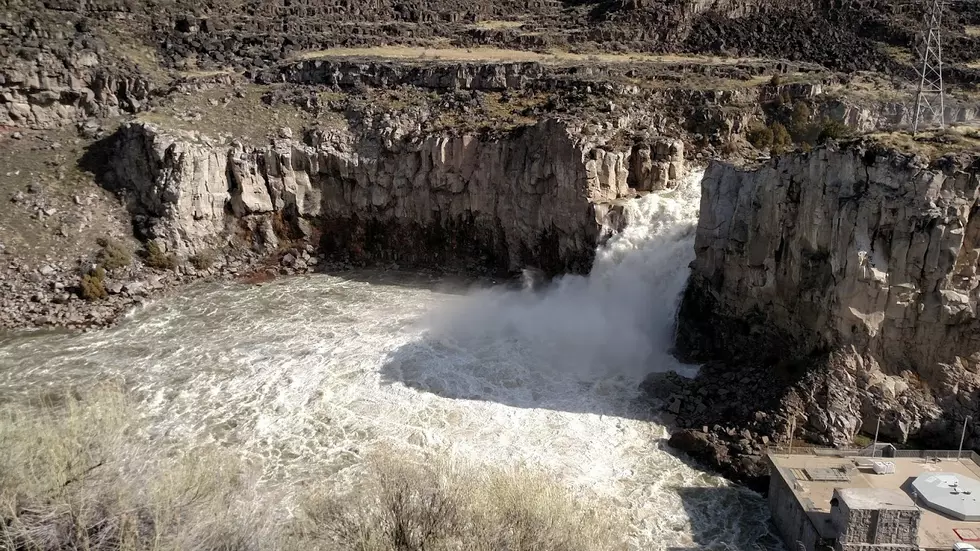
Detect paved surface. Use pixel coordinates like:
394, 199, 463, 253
770, 453, 980, 550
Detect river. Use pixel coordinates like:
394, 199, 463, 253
0, 171, 782, 550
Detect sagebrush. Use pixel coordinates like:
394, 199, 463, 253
0, 390, 626, 551
143, 242, 177, 270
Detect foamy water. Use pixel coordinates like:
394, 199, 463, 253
0, 171, 781, 550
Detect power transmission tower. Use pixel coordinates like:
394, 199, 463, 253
912, 0, 946, 134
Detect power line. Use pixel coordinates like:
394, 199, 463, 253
912, 0, 946, 134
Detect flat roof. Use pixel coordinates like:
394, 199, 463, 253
913, 473, 980, 521
836, 487, 917, 510
769, 453, 980, 551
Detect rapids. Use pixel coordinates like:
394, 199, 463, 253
0, 170, 782, 550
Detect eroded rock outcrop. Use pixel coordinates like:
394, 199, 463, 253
676, 143, 980, 449
105, 120, 685, 275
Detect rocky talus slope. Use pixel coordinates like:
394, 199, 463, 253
658, 143, 980, 485
102, 120, 684, 276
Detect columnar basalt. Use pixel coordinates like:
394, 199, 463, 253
105, 120, 685, 276
675, 143, 980, 450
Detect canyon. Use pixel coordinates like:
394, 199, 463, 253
0, 0, 980, 538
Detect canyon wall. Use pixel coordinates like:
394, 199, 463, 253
678, 143, 980, 447
105, 120, 684, 275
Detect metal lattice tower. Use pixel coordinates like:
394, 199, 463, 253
912, 0, 946, 134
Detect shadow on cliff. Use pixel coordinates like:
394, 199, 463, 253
76, 128, 150, 232
77, 128, 124, 192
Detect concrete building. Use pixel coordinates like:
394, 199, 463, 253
767, 451, 980, 551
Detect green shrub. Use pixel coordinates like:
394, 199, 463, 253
189, 250, 216, 270
96, 238, 132, 270
776, 90, 792, 106
79, 267, 108, 301
144, 242, 177, 270
789, 102, 813, 141
746, 123, 774, 150
769, 73, 782, 87
853, 434, 873, 448
817, 117, 851, 143
771, 122, 793, 154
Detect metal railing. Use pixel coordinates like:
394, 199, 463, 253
767, 446, 980, 465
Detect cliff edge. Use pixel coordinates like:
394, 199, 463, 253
669, 142, 980, 470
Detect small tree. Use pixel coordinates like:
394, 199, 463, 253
771, 122, 793, 154
96, 238, 132, 271
789, 102, 812, 141
817, 117, 851, 143
80, 267, 108, 301
746, 124, 774, 150
144, 242, 177, 270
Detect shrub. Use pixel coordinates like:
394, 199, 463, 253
789, 102, 813, 141
1, 392, 627, 551
776, 90, 792, 106
79, 267, 108, 301
299, 451, 627, 551
144, 241, 177, 270
769, 73, 782, 87
96, 238, 132, 270
189, 249, 216, 270
746, 123, 774, 150
771, 122, 793, 154
853, 434, 873, 448
0, 389, 266, 551
817, 117, 851, 143
720, 138, 739, 156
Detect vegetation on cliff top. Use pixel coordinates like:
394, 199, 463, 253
0, 389, 626, 551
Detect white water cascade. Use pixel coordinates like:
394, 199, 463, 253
0, 170, 781, 550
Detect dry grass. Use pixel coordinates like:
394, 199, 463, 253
177, 69, 235, 79
966, 26, 980, 37
293, 45, 762, 66
294, 451, 627, 551
0, 390, 626, 551
867, 126, 980, 159
135, 84, 344, 144
0, 388, 269, 551
469, 20, 525, 31
877, 43, 915, 65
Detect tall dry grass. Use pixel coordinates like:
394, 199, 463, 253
0, 390, 626, 551
293, 450, 627, 551
0, 388, 269, 551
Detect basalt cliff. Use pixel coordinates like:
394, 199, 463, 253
103, 119, 683, 276
661, 143, 980, 485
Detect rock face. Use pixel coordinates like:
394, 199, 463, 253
677, 143, 980, 448
105, 120, 685, 275
0, 42, 151, 128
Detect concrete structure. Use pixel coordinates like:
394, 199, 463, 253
768, 451, 980, 551
912, 474, 980, 521
830, 488, 919, 551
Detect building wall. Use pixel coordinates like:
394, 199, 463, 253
872, 509, 918, 545
830, 490, 919, 550
769, 466, 822, 551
